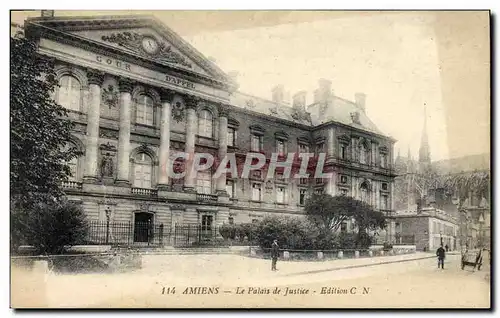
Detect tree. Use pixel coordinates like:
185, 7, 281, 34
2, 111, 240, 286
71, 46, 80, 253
10, 32, 80, 209
304, 193, 355, 232
11, 199, 89, 255
305, 194, 387, 248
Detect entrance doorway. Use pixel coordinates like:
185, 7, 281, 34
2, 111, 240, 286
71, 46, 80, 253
134, 212, 154, 243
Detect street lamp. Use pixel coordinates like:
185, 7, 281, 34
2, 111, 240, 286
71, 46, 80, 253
105, 206, 111, 244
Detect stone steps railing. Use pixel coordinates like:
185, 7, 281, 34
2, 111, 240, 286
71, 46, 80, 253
196, 193, 218, 202
62, 180, 83, 190
131, 187, 158, 196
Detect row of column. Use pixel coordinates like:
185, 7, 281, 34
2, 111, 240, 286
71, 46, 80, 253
81, 68, 230, 196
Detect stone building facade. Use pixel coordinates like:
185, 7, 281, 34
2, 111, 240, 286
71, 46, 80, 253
24, 14, 397, 241
392, 208, 460, 251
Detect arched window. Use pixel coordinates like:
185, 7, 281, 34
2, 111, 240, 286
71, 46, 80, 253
133, 153, 153, 188
360, 181, 370, 204
136, 94, 154, 126
58, 75, 81, 111
198, 110, 213, 138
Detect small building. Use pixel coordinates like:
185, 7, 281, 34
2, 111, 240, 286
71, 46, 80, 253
393, 207, 459, 252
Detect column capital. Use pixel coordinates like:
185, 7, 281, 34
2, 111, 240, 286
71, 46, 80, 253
118, 77, 134, 93
160, 89, 176, 103
86, 68, 105, 86
217, 103, 230, 117
184, 95, 200, 110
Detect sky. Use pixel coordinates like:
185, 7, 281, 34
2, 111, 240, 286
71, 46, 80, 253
11, 10, 490, 162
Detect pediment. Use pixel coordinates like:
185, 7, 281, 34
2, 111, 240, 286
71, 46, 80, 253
26, 15, 235, 88
72, 28, 210, 76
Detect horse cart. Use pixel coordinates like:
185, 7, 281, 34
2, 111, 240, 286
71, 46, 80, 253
461, 249, 483, 271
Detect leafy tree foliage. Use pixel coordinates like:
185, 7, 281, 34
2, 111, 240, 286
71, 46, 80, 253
304, 193, 353, 232
11, 33, 80, 209
11, 199, 89, 255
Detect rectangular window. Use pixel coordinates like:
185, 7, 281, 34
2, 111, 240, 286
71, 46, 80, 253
299, 143, 309, 153
340, 144, 347, 159
299, 189, 307, 205
340, 176, 348, 184
227, 128, 236, 147
315, 187, 324, 195
201, 215, 213, 231
251, 135, 262, 152
316, 178, 323, 184
382, 183, 388, 191
341, 222, 348, 233
226, 180, 234, 198
299, 178, 309, 185
276, 186, 287, 204
196, 171, 212, 194
252, 183, 262, 201
276, 139, 285, 156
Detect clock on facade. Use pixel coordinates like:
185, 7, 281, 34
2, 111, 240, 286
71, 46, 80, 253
141, 36, 159, 55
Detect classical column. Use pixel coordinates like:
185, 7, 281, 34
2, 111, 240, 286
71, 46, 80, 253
158, 89, 175, 190
183, 95, 198, 192
216, 104, 229, 196
83, 69, 104, 182
115, 78, 133, 186
327, 127, 335, 159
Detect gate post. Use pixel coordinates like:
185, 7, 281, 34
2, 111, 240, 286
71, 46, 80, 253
159, 224, 164, 246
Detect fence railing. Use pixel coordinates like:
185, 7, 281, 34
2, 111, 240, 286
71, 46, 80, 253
83, 221, 220, 247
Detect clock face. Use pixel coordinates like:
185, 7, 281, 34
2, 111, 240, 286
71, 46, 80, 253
141, 37, 159, 54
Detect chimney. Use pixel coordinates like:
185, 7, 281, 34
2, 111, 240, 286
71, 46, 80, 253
292, 91, 307, 110
316, 79, 332, 104
271, 84, 284, 104
41, 10, 55, 18
355, 92, 366, 113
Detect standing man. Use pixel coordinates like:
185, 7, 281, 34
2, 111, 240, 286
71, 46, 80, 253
436, 244, 446, 269
271, 239, 279, 271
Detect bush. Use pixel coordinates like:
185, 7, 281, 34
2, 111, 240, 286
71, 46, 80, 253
254, 216, 321, 250
219, 224, 237, 240
11, 200, 89, 255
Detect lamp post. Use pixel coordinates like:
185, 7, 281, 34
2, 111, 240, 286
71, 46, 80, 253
451, 197, 466, 251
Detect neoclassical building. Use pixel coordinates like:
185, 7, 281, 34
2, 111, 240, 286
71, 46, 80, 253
23, 13, 397, 241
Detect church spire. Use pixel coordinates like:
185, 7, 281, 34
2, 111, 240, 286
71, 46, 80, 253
419, 105, 431, 165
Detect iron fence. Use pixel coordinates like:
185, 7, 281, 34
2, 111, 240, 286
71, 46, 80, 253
83, 221, 221, 248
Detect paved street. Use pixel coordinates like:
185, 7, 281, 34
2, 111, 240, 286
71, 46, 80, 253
11, 252, 490, 308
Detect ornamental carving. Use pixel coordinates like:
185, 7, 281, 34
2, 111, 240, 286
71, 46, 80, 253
99, 129, 119, 140
101, 32, 193, 68
265, 180, 274, 193
101, 84, 119, 109
172, 101, 185, 123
